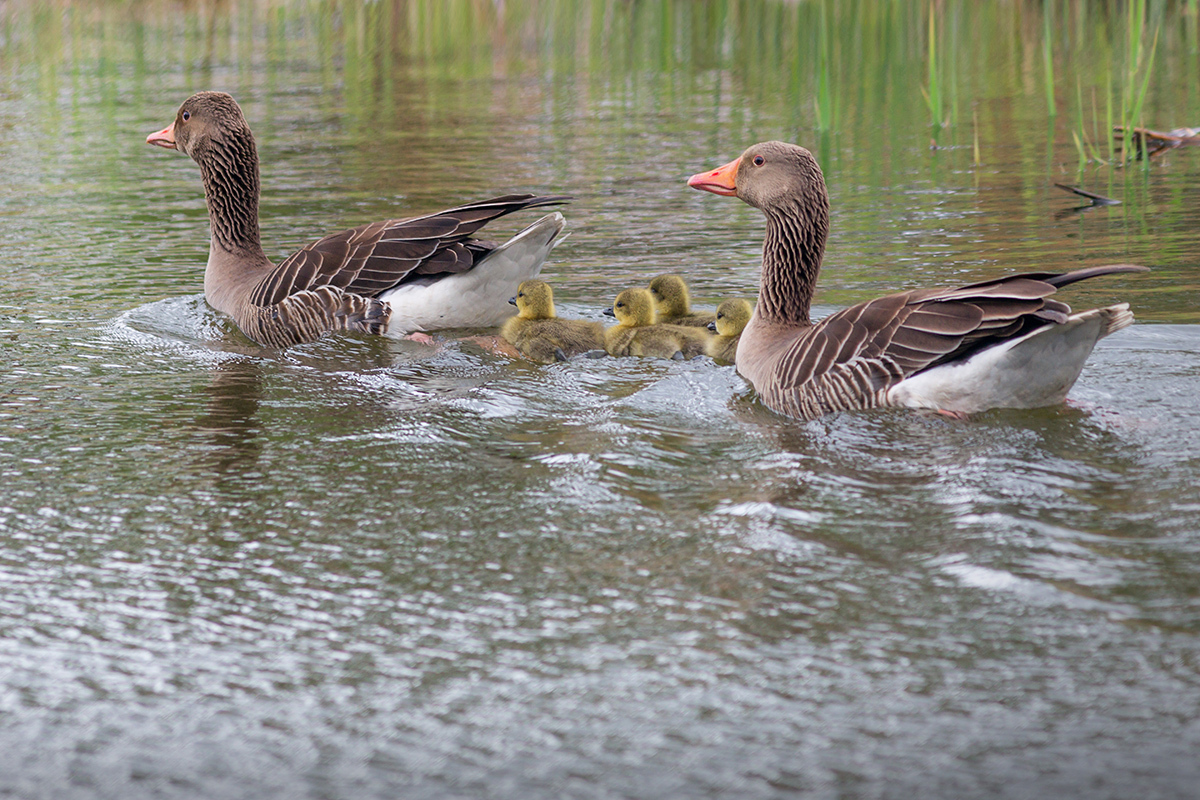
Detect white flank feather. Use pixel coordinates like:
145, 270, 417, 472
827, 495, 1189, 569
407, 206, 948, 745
887, 304, 1132, 413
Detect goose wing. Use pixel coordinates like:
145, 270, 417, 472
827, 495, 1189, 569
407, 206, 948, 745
773, 265, 1147, 399
247, 194, 569, 307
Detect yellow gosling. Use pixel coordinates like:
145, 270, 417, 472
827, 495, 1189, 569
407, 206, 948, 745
604, 288, 711, 360
648, 273, 716, 328
500, 279, 605, 363
705, 298, 754, 364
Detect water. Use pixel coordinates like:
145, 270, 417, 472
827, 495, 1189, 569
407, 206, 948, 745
2, 2, 1200, 798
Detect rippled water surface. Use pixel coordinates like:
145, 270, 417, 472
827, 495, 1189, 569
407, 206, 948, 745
3, 2, 1200, 798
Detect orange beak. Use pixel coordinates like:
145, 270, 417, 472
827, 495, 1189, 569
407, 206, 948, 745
687, 157, 740, 197
146, 122, 177, 150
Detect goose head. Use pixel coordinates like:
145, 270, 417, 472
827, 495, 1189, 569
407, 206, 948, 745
510, 279, 556, 320
647, 274, 692, 318
711, 298, 753, 336
147, 91, 255, 165
686, 140, 825, 214
610, 288, 657, 327
146, 92, 263, 256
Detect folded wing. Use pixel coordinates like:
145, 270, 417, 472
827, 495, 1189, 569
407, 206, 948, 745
773, 265, 1147, 402
248, 194, 570, 307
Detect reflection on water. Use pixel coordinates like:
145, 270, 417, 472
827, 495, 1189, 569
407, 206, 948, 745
2, 2, 1200, 798
193, 358, 265, 482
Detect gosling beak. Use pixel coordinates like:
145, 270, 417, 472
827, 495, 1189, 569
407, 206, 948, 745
706, 321, 717, 332
508, 296, 517, 306
146, 122, 177, 150
603, 307, 615, 317
687, 157, 740, 197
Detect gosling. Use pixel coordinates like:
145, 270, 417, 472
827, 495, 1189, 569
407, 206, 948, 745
705, 298, 754, 364
604, 288, 710, 360
501, 279, 605, 363
648, 274, 716, 329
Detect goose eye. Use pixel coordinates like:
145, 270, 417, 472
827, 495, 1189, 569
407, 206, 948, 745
181, 110, 191, 122
752, 155, 765, 166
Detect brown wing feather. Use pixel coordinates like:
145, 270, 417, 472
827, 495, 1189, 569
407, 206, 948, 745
248, 194, 569, 308
772, 265, 1145, 402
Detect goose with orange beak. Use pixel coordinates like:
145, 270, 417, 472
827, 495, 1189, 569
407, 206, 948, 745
146, 91, 569, 347
688, 140, 1147, 420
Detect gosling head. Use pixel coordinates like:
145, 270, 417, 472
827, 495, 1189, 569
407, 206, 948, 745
509, 279, 556, 320
610, 288, 657, 327
647, 274, 692, 317
712, 298, 753, 336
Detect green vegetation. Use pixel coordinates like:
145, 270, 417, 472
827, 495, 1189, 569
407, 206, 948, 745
1120, 0, 1163, 163
1, 1, 1194, 193
1042, 1, 1057, 118
922, 1, 944, 133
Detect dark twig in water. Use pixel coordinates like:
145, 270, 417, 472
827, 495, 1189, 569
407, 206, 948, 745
1052, 183, 1121, 220
1054, 183, 1121, 206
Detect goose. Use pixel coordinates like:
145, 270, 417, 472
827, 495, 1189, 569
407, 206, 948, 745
705, 298, 754, 364
604, 288, 710, 360
647, 274, 716, 328
687, 141, 1148, 420
500, 279, 605, 363
146, 91, 569, 347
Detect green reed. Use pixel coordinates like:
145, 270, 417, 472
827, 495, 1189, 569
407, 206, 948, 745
1119, 0, 1162, 162
972, 108, 981, 166
922, 1, 944, 132
1071, 79, 1103, 167
1042, 0, 1056, 118
812, 0, 837, 132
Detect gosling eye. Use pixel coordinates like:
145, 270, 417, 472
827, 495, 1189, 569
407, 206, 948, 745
181, 110, 191, 122
752, 155, 765, 166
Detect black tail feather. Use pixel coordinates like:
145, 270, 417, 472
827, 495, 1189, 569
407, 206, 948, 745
1043, 264, 1149, 288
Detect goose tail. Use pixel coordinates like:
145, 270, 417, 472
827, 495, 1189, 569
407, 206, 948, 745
887, 306, 1132, 414
380, 212, 567, 334
493, 211, 568, 258
1097, 302, 1135, 337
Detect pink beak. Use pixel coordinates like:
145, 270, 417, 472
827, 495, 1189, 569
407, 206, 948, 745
146, 122, 177, 150
687, 157, 740, 197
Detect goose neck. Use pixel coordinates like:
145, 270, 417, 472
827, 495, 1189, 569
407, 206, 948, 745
758, 196, 828, 325
196, 133, 268, 262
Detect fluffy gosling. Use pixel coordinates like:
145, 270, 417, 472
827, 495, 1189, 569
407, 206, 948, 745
705, 298, 754, 364
501, 279, 605, 363
604, 288, 710, 360
648, 274, 716, 329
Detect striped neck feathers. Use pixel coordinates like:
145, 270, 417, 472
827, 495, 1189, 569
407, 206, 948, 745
759, 189, 828, 326
195, 128, 267, 261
